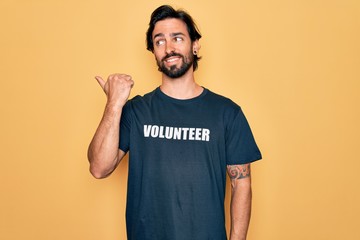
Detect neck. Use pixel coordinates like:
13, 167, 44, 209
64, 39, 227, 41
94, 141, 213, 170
160, 69, 203, 99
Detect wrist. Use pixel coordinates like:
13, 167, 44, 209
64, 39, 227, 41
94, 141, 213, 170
105, 100, 125, 111
230, 235, 246, 240
103, 103, 124, 121
230, 231, 247, 240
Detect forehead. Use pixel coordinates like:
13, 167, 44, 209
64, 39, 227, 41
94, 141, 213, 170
152, 18, 189, 38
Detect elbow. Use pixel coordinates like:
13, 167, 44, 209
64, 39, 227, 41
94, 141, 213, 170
87, 148, 119, 179
88, 155, 118, 179
89, 165, 110, 179
88, 156, 112, 179
87, 150, 110, 179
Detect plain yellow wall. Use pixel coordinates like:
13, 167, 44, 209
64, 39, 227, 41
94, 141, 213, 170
1, 0, 359, 239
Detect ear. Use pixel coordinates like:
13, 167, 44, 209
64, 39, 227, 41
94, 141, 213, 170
193, 40, 201, 54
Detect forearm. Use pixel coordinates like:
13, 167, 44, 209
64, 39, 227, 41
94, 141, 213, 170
227, 164, 252, 240
88, 103, 123, 178
230, 183, 252, 240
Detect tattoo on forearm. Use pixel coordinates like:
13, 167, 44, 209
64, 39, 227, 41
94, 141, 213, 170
227, 164, 251, 180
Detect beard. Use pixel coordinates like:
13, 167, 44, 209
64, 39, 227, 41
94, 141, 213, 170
156, 50, 194, 78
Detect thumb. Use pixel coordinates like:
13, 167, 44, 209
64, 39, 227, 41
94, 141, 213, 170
95, 76, 106, 90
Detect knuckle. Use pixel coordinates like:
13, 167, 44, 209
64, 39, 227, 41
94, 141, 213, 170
106, 74, 133, 88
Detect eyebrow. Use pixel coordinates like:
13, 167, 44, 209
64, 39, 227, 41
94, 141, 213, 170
153, 32, 185, 39
171, 32, 185, 37
153, 33, 164, 39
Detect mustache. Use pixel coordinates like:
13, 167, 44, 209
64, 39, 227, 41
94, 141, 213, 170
161, 52, 184, 62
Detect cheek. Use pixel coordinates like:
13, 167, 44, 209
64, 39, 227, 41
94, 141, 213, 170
153, 49, 164, 60
154, 53, 162, 63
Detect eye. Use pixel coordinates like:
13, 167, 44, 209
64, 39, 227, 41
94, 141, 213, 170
174, 37, 183, 42
155, 39, 165, 46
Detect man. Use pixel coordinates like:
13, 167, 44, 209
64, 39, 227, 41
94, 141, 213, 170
88, 5, 261, 240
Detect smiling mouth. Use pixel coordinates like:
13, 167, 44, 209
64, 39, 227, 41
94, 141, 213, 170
165, 57, 180, 63
162, 53, 183, 63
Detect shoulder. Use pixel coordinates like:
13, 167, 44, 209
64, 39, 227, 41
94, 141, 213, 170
129, 88, 157, 103
121, 88, 159, 118
204, 88, 241, 114
124, 88, 157, 108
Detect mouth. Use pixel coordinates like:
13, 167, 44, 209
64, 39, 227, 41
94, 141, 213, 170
165, 56, 181, 64
162, 53, 183, 66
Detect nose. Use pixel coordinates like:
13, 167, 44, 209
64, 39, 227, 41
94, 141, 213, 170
165, 41, 175, 54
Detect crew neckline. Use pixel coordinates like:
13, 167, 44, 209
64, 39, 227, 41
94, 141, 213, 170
155, 86, 208, 104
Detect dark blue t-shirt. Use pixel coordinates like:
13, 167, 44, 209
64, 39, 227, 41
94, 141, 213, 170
119, 87, 261, 240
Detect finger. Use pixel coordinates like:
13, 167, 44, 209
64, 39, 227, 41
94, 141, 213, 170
95, 76, 106, 90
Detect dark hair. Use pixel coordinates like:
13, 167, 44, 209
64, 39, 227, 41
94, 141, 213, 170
146, 5, 202, 70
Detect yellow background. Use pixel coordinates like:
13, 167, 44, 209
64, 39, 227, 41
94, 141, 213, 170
1, 0, 359, 239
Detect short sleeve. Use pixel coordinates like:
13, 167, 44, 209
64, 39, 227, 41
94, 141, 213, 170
119, 101, 132, 152
226, 108, 262, 165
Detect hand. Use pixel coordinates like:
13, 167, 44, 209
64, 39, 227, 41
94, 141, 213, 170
95, 74, 134, 108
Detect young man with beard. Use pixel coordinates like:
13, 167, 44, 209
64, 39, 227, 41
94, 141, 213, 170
88, 5, 262, 240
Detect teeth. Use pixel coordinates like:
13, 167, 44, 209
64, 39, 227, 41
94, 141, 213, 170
166, 57, 179, 62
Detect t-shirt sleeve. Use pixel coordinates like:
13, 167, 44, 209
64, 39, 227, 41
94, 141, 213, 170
226, 108, 262, 165
119, 101, 132, 153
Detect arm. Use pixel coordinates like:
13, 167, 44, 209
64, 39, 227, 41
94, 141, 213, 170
227, 164, 252, 240
88, 74, 134, 179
